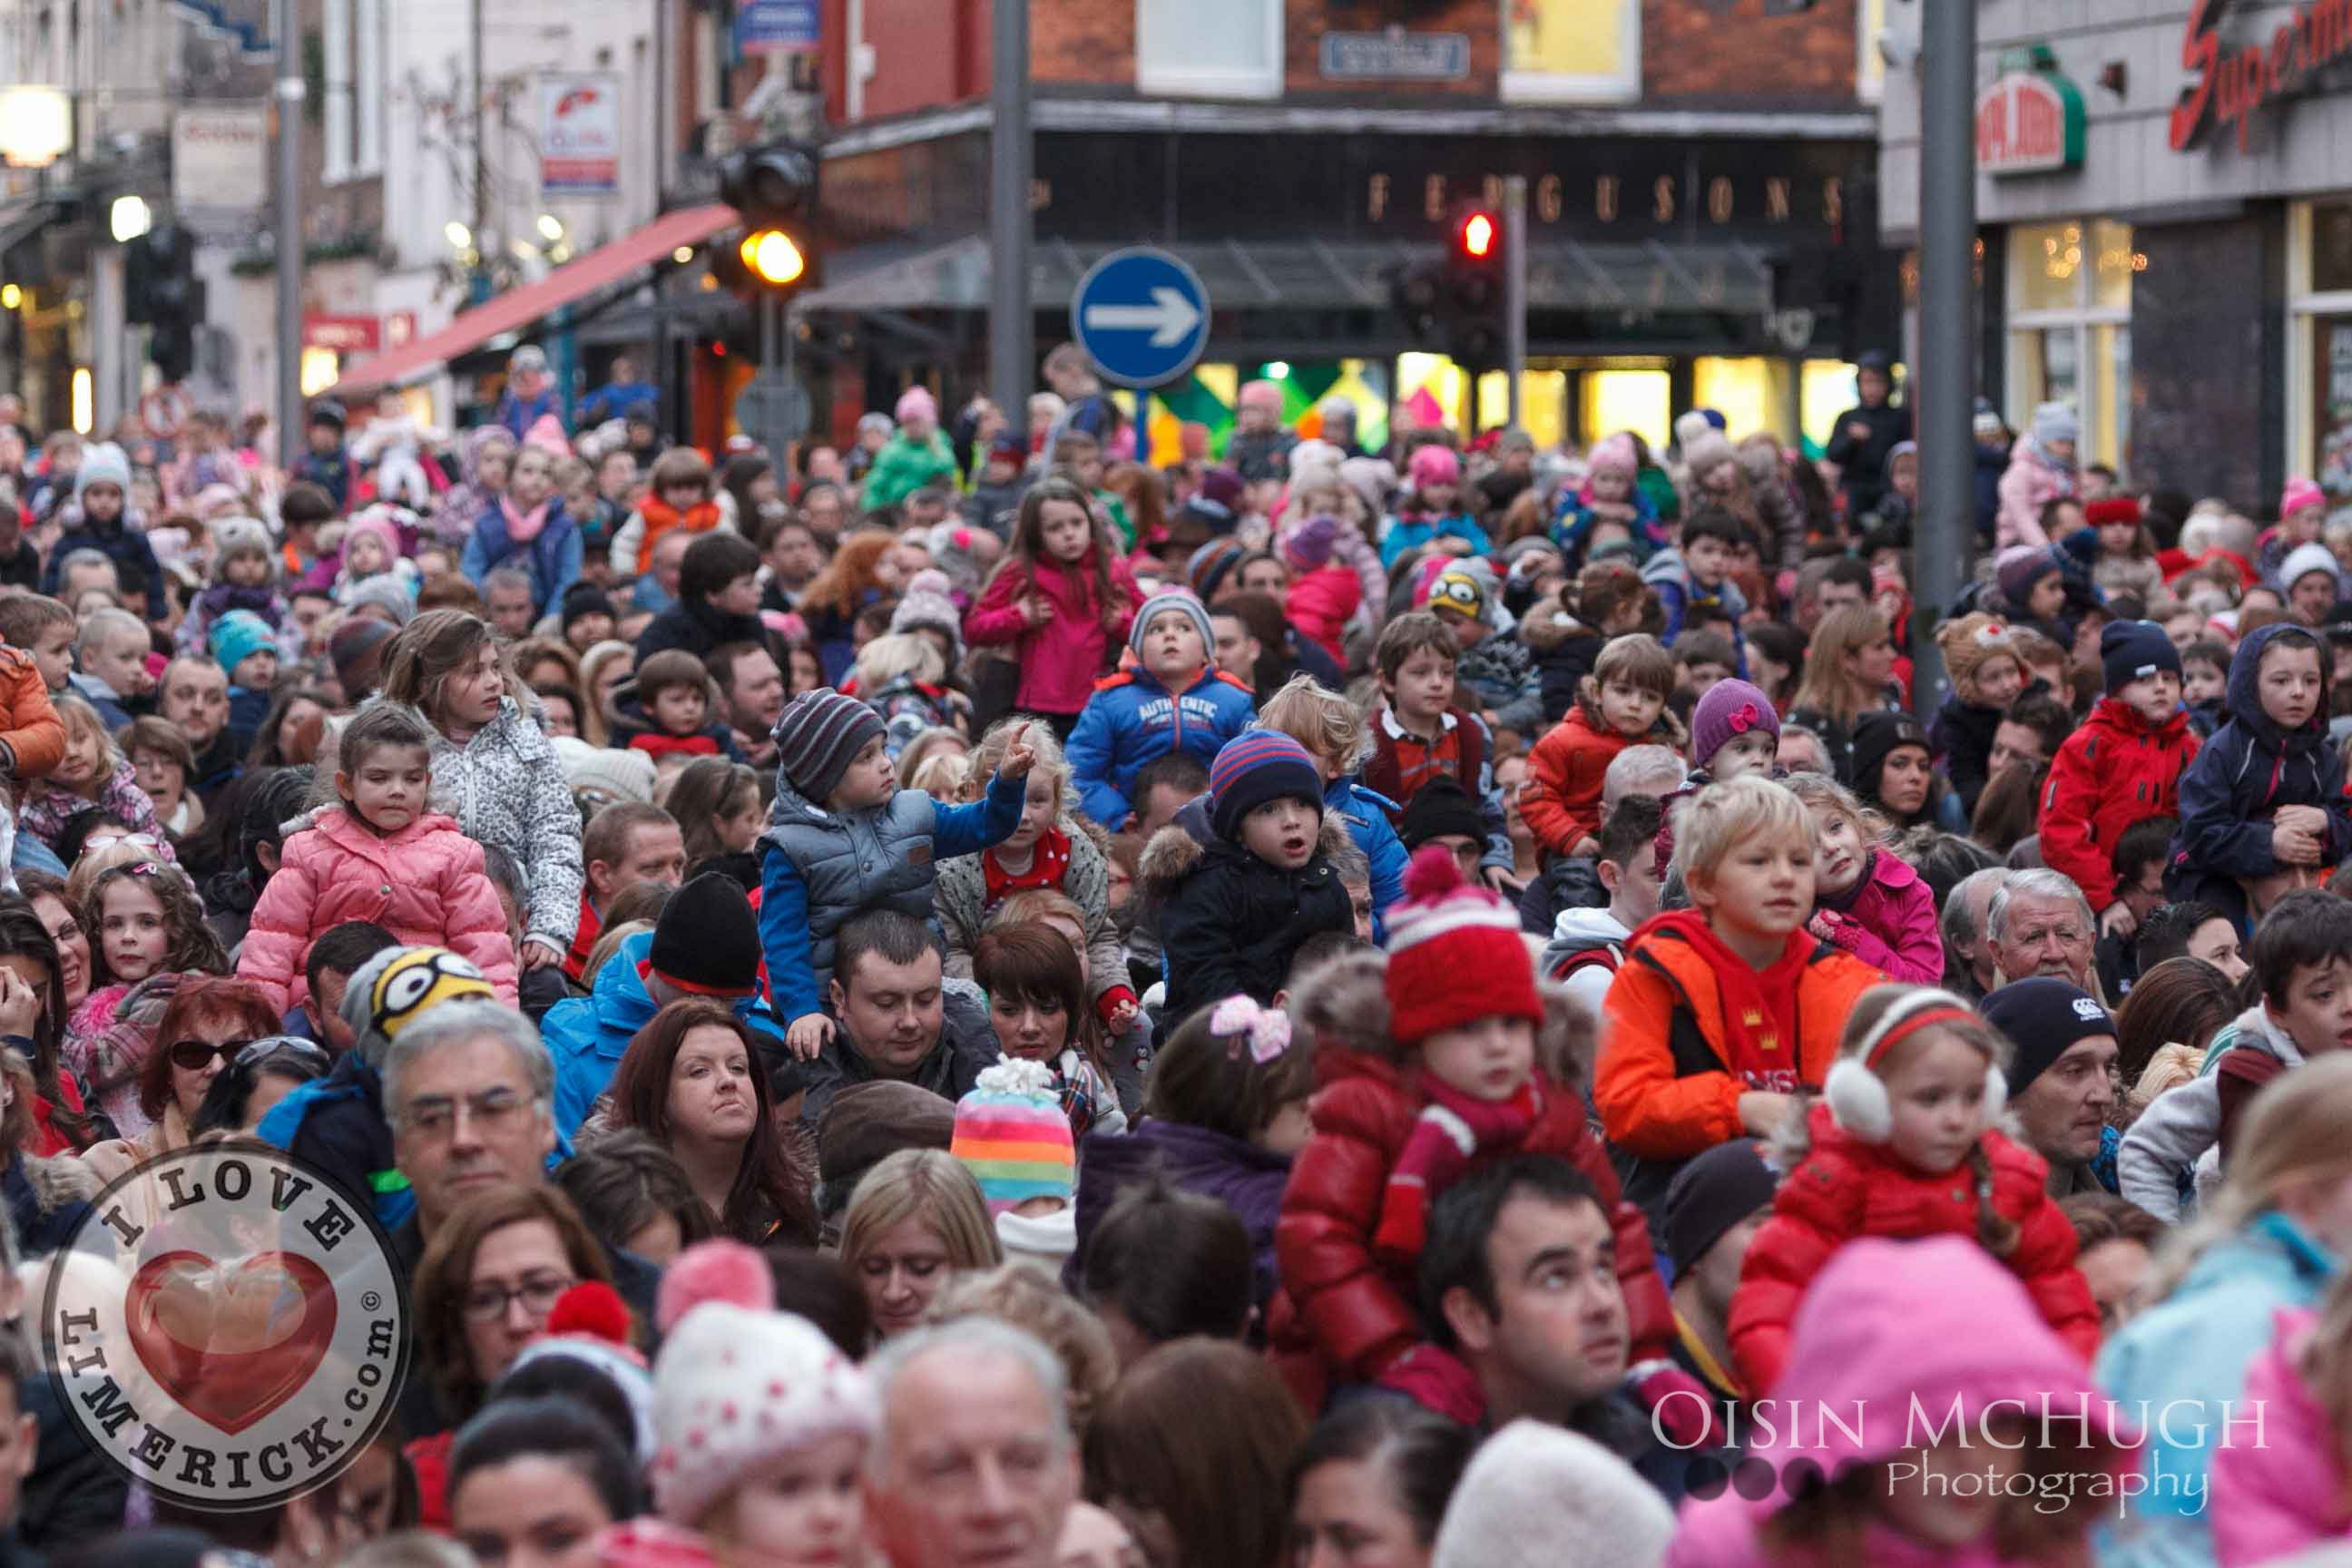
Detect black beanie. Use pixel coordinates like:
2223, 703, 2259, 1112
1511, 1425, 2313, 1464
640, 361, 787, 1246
1849, 710, 1929, 795
562, 582, 617, 633
647, 871, 762, 996
1663, 1139, 1779, 1272
2101, 619, 2183, 695
1399, 776, 1487, 853
1980, 977, 2114, 1097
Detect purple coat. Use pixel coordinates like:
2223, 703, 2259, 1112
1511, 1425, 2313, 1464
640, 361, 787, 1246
1075, 1118, 1289, 1308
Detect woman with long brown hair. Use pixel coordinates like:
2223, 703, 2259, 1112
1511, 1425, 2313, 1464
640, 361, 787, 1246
377, 609, 583, 973
1787, 603, 1905, 785
798, 531, 905, 685
599, 998, 816, 1245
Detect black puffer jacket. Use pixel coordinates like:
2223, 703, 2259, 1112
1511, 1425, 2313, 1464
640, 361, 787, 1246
1143, 809, 1354, 1028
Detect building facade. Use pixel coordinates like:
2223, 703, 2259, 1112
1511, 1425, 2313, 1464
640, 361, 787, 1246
800, 0, 1903, 455
1876, 0, 2347, 511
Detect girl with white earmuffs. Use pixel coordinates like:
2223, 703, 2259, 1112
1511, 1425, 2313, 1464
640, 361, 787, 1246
1723, 985, 2104, 1396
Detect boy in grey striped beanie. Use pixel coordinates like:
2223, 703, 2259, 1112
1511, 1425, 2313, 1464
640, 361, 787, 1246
762, 688, 1040, 1059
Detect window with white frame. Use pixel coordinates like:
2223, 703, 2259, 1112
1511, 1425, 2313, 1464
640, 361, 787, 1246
320, 0, 383, 183
2288, 201, 2352, 501
1136, 0, 1281, 101
1499, 0, 1641, 106
2006, 218, 2136, 472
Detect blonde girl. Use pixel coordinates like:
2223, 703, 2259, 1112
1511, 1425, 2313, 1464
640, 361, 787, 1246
18, 696, 175, 864
2104, 1054, 2352, 1568
938, 721, 1137, 1031
377, 609, 583, 969
1781, 771, 1943, 983
576, 639, 632, 747
1786, 605, 1903, 785
838, 1147, 1003, 1338
1730, 985, 2098, 1394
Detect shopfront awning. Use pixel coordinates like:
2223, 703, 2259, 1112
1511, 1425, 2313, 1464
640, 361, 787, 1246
791, 234, 1774, 317
329, 203, 739, 395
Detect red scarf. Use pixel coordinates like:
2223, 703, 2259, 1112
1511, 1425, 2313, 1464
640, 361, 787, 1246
983, 828, 1071, 907
629, 732, 719, 759
1375, 1073, 1544, 1264
1642, 910, 1811, 1090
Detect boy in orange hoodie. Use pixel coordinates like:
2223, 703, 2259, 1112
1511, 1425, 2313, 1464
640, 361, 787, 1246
1520, 632, 1682, 859
1596, 775, 1882, 1236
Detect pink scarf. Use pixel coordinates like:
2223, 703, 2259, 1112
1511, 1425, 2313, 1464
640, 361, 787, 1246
500, 496, 551, 544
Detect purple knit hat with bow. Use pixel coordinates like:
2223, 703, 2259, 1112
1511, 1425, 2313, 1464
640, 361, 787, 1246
1690, 679, 1781, 771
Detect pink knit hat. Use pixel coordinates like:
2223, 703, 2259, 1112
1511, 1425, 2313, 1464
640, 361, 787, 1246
894, 386, 938, 426
1587, 433, 1638, 477
1407, 444, 1461, 489
2282, 475, 2328, 520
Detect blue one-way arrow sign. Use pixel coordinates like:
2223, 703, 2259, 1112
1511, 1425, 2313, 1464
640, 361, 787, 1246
1070, 248, 1210, 388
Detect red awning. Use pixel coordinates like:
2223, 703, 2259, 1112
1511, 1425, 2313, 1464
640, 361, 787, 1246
329, 203, 739, 396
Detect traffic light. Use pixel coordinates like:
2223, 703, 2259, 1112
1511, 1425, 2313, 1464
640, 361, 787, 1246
124, 224, 202, 383
718, 141, 819, 298
1445, 207, 1504, 368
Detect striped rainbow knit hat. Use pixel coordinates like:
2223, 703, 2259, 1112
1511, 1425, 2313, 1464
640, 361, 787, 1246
949, 1056, 1075, 1216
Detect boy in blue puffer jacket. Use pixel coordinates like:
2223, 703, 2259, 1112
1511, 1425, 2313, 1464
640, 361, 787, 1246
1066, 591, 1256, 831
760, 689, 1037, 1058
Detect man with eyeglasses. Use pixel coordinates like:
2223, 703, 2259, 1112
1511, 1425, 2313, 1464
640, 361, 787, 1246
380, 997, 659, 1439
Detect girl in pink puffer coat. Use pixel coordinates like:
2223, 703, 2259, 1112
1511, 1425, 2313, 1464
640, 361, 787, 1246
1786, 771, 1945, 983
237, 704, 516, 1014
2210, 1291, 2352, 1566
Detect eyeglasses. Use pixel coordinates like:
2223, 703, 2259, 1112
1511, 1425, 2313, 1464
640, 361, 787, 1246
168, 1037, 257, 1072
397, 1088, 533, 1141
238, 1036, 329, 1068
460, 1272, 575, 1324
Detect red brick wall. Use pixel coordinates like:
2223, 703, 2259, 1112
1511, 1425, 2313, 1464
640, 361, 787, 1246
1643, 0, 1860, 104
845, 0, 1860, 119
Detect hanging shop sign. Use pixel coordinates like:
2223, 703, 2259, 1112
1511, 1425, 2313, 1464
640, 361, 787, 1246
1975, 47, 2086, 176
2171, 0, 2352, 153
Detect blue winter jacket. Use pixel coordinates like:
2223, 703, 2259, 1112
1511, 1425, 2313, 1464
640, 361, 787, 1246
460, 500, 583, 618
1642, 547, 1750, 656
759, 771, 1024, 1024
1379, 513, 1490, 571
1067, 667, 1258, 829
1324, 776, 1406, 940
544, 927, 788, 1136
2094, 1210, 2337, 1568
2165, 621, 2352, 926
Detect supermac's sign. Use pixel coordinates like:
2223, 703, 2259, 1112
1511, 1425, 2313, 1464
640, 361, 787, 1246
1976, 66, 2085, 176
2171, 0, 2352, 152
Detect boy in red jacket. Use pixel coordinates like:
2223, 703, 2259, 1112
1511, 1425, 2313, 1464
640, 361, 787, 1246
1273, 846, 1673, 1420
2038, 621, 2200, 941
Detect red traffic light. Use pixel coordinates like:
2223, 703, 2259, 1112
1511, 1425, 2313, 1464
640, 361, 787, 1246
1459, 211, 1498, 260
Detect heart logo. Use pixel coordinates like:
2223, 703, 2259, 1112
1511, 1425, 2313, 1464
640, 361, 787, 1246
125, 1250, 338, 1435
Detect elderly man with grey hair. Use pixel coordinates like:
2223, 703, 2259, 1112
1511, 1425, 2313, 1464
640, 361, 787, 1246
380, 994, 662, 1437
866, 1317, 1080, 1568
1943, 867, 2016, 1001
1984, 867, 2100, 995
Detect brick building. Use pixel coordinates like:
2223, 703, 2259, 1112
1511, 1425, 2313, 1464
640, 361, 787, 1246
791, 0, 1903, 455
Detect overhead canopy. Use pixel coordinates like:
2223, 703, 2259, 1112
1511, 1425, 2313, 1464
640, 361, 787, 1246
793, 233, 1774, 317
329, 203, 739, 396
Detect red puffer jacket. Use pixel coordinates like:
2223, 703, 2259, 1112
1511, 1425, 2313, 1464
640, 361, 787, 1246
1272, 1043, 1672, 1409
237, 807, 518, 1014
2038, 695, 2199, 915
1730, 1102, 2101, 1397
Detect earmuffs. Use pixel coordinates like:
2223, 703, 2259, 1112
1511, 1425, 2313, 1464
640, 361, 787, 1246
1823, 987, 2007, 1143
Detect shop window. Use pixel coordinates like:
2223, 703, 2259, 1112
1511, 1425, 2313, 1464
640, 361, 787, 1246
1137, 0, 1281, 100
2005, 219, 2133, 471
1856, 0, 1886, 104
1501, 0, 1640, 106
1578, 368, 1671, 455
1800, 360, 1862, 455
2288, 202, 2352, 498
1693, 358, 1793, 444
1472, 370, 1569, 449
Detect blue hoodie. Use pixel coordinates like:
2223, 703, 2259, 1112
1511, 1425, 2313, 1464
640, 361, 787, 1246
542, 928, 787, 1137
1066, 666, 1258, 830
2165, 620, 2352, 926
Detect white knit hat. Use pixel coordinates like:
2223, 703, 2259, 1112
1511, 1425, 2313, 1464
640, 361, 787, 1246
554, 736, 658, 806
1429, 1420, 1674, 1568
650, 1301, 879, 1526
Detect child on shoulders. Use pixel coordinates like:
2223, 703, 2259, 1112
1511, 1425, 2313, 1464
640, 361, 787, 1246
2042, 622, 2199, 942
607, 650, 750, 763
1522, 633, 1683, 861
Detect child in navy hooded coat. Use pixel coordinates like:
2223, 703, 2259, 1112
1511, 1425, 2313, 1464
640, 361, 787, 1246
2166, 621, 2352, 927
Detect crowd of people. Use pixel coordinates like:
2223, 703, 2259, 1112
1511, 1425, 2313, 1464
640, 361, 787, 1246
0, 337, 2334, 1568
